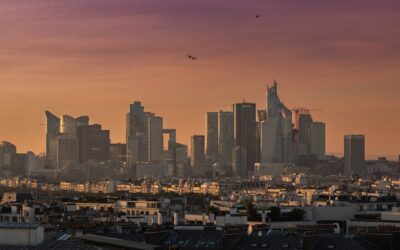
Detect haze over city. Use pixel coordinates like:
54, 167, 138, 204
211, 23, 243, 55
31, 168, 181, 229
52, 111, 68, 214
0, 0, 399, 158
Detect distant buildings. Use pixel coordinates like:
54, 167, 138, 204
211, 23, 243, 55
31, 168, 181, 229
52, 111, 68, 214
260, 81, 293, 164
233, 102, 256, 177
147, 116, 163, 163
10, 152, 35, 176
191, 135, 206, 175
344, 135, 365, 175
292, 108, 326, 164
218, 111, 234, 170
0, 141, 16, 169
205, 112, 219, 166
45, 112, 110, 169
126, 102, 165, 173
308, 122, 326, 160
109, 143, 126, 163
126, 101, 149, 166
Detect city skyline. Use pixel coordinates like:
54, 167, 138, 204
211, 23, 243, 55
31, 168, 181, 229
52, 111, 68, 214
1, 0, 399, 157
0, 85, 397, 160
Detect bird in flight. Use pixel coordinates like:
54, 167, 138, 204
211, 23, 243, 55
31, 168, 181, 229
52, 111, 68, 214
187, 54, 197, 61
255, 15, 261, 18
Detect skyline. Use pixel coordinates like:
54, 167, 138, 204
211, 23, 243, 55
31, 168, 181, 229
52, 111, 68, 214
1, 0, 399, 157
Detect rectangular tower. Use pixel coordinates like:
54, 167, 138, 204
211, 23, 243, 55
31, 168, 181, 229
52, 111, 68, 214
233, 102, 256, 177
206, 112, 219, 166
344, 135, 365, 175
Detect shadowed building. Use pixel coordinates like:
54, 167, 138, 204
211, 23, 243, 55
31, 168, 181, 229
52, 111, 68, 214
233, 102, 256, 177
206, 112, 219, 167
261, 81, 293, 164
191, 135, 206, 176
45, 111, 60, 167
344, 134, 365, 175
218, 111, 234, 170
148, 116, 163, 163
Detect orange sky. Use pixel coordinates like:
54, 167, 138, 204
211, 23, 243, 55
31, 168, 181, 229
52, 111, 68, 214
0, 0, 399, 159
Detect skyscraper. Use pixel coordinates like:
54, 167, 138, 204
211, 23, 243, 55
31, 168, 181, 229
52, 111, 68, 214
233, 102, 256, 177
298, 112, 313, 146
205, 112, 219, 166
344, 135, 365, 175
261, 81, 293, 164
45, 111, 60, 166
126, 102, 146, 168
88, 124, 110, 162
308, 122, 326, 160
148, 116, 163, 163
0, 141, 17, 171
191, 135, 206, 175
218, 111, 234, 168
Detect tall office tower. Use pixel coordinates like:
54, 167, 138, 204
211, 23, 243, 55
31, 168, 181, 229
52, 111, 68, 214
76, 116, 89, 126
256, 121, 262, 163
308, 122, 326, 160
74, 115, 110, 163
232, 146, 247, 177
0, 141, 17, 169
77, 121, 92, 163
344, 135, 365, 175
126, 102, 146, 168
218, 111, 234, 168
45, 111, 60, 165
233, 102, 256, 177
261, 81, 293, 164
10, 151, 35, 176
89, 124, 110, 161
206, 112, 219, 166
57, 134, 79, 169
148, 116, 163, 163
164, 141, 188, 178
298, 112, 313, 146
109, 143, 127, 163
60, 115, 77, 137
190, 135, 206, 175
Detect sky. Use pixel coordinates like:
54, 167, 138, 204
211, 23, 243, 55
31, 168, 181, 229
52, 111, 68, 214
0, 0, 399, 159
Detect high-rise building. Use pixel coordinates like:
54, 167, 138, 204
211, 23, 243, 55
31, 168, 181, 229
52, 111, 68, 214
233, 102, 256, 177
148, 116, 163, 163
261, 81, 293, 164
218, 111, 234, 168
126, 102, 146, 168
46, 111, 110, 168
164, 141, 188, 178
308, 122, 326, 160
88, 124, 110, 162
191, 135, 206, 175
298, 113, 313, 146
344, 135, 365, 175
10, 151, 35, 176
232, 146, 247, 177
0, 141, 17, 169
205, 112, 219, 166
60, 115, 77, 138
57, 135, 79, 169
45, 111, 60, 166
109, 143, 127, 163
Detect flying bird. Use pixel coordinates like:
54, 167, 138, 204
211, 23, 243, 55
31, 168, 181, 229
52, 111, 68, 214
255, 15, 261, 18
187, 54, 197, 61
